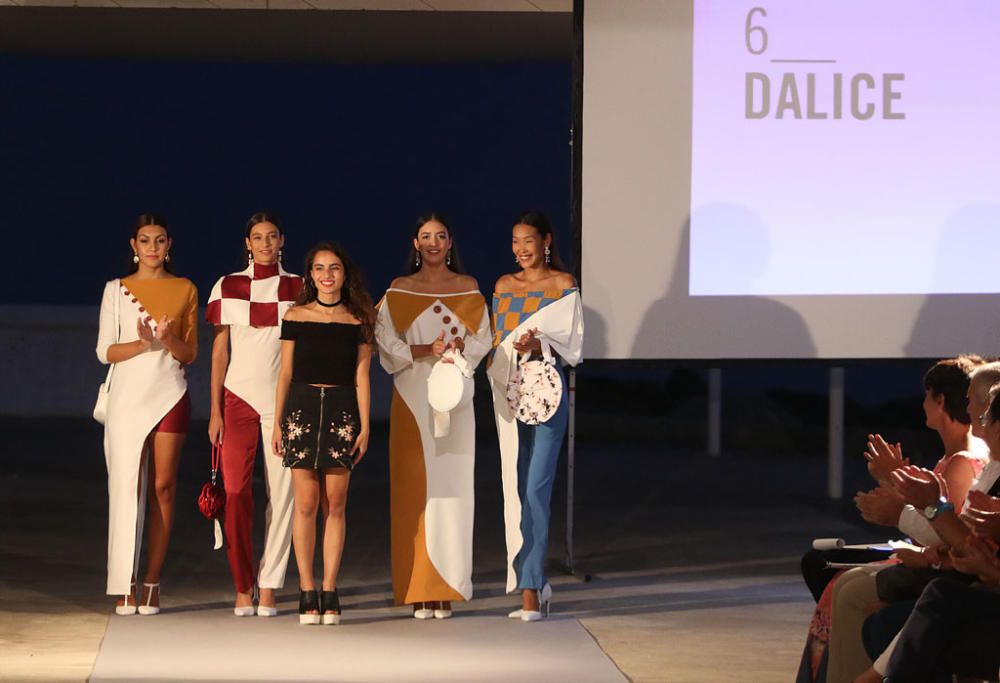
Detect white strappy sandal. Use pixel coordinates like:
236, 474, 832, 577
138, 583, 160, 616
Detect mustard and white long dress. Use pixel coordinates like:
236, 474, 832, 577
96, 276, 198, 595
375, 288, 492, 604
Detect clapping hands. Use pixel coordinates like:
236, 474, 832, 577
864, 434, 908, 484
891, 465, 947, 510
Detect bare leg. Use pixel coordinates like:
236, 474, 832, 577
522, 589, 539, 611
291, 469, 320, 592
321, 469, 350, 592
259, 588, 276, 609
142, 431, 185, 606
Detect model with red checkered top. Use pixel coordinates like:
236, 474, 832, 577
206, 212, 303, 617
96, 214, 198, 617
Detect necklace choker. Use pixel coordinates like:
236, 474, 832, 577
316, 298, 342, 308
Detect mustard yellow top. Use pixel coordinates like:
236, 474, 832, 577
121, 276, 199, 349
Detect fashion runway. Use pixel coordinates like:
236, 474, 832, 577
90, 600, 627, 683
1, 417, 868, 682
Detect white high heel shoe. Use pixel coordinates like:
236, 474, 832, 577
433, 601, 452, 619
234, 586, 256, 617
257, 586, 278, 617
412, 602, 434, 620
138, 583, 160, 616
520, 583, 552, 622
115, 583, 137, 616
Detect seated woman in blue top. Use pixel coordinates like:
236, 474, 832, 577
272, 242, 374, 625
487, 211, 584, 622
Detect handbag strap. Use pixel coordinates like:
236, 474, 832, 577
104, 278, 122, 387
211, 443, 222, 484
516, 337, 554, 367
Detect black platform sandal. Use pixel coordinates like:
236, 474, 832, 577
299, 589, 320, 625
321, 589, 341, 625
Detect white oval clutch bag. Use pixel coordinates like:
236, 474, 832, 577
506, 356, 562, 425
428, 360, 474, 414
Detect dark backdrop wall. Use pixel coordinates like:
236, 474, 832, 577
1, 56, 572, 303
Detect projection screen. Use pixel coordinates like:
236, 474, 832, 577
581, 0, 1000, 359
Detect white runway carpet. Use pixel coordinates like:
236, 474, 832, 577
89, 602, 628, 683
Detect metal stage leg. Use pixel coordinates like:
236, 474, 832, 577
552, 367, 590, 582
708, 367, 722, 457
828, 367, 845, 500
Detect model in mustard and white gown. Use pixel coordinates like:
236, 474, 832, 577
375, 287, 492, 605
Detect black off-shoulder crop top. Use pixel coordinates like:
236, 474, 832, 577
280, 320, 360, 386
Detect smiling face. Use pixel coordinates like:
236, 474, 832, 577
130, 224, 171, 270
413, 220, 452, 268
246, 221, 283, 265
983, 410, 1000, 454
968, 382, 991, 439
310, 250, 344, 298
512, 223, 551, 270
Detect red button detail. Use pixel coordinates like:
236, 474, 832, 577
433, 305, 442, 314
451, 327, 458, 335
139, 307, 145, 312
131, 298, 138, 303
442, 315, 451, 324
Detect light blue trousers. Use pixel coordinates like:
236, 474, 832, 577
513, 366, 568, 591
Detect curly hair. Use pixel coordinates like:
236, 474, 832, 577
297, 241, 375, 343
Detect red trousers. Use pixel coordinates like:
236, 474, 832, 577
221, 389, 293, 593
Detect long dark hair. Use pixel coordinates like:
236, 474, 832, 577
514, 210, 567, 272
297, 242, 375, 343
405, 212, 465, 275
244, 211, 283, 267
127, 213, 173, 275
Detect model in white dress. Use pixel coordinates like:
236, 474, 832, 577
96, 217, 198, 615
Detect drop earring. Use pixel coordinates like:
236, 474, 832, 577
278, 248, 283, 262
446, 250, 452, 266
133, 253, 139, 264
165, 253, 171, 263
544, 245, 551, 264
415, 252, 421, 268
248, 252, 254, 266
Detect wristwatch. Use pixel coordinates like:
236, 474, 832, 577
923, 497, 954, 520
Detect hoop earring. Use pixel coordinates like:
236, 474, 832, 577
544, 245, 551, 264
415, 252, 421, 268
133, 253, 139, 264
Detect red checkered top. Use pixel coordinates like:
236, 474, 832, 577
205, 262, 302, 328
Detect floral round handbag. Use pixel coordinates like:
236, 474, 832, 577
506, 349, 563, 425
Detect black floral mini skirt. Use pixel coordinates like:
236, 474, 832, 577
281, 383, 359, 471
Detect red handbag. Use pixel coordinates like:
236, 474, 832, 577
197, 444, 226, 549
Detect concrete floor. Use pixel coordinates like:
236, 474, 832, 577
0, 418, 876, 682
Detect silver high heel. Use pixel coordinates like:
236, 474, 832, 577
138, 583, 160, 616
520, 583, 552, 622
115, 582, 137, 616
